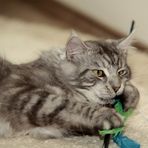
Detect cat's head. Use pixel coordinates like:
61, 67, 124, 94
61, 31, 134, 104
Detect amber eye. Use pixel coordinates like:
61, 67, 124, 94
118, 69, 127, 76
92, 70, 105, 78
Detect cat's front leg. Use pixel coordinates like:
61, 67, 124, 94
60, 102, 123, 136
121, 81, 140, 111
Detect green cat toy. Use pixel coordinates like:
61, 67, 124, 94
99, 98, 140, 148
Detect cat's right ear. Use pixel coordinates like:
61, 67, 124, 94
66, 31, 87, 61
117, 29, 135, 51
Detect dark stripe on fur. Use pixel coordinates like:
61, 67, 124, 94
68, 124, 98, 136
89, 108, 97, 120
69, 102, 77, 110
27, 91, 49, 126
8, 86, 35, 111
83, 107, 91, 117
47, 99, 69, 124
19, 95, 31, 111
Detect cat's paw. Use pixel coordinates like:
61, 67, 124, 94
122, 83, 140, 111
96, 108, 124, 130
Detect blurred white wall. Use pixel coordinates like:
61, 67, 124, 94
57, 0, 148, 45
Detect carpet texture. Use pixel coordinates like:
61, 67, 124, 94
0, 0, 147, 148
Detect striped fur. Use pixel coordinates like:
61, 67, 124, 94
0, 33, 139, 138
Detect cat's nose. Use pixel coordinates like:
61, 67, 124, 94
113, 86, 120, 92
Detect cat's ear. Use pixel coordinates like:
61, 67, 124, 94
66, 31, 87, 61
117, 29, 135, 51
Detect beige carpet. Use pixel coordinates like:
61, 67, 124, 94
0, 1, 148, 148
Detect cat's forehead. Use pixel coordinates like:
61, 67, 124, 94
85, 40, 126, 68
85, 40, 119, 54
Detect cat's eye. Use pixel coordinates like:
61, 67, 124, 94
118, 69, 127, 76
92, 69, 105, 78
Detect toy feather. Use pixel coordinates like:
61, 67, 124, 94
99, 99, 140, 148
113, 133, 140, 148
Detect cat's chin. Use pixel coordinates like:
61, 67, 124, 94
98, 97, 115, 105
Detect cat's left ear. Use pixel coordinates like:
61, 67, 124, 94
66, 31, 88, 61
117, 29, 135, 52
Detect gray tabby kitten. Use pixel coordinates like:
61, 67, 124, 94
0, 31, 139, 139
